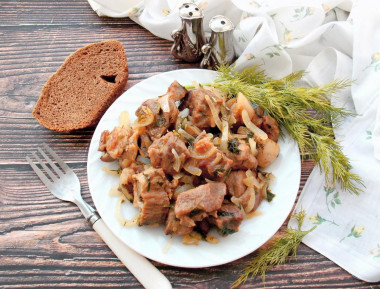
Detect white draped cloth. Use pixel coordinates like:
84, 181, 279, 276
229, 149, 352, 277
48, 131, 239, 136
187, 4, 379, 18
87, 0, 380, 282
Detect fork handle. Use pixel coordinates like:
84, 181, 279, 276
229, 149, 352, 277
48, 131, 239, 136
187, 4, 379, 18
93, 218, 172, 289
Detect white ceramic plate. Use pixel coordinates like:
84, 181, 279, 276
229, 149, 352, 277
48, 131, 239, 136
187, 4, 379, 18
87, 69, 301, 268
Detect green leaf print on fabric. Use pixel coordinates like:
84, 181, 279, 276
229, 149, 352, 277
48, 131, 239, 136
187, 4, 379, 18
366, 130, 372, 140
308, 213, 338, 226
292, 6, 314, 21
340, 225, 365, 243
324, 185, 341, 212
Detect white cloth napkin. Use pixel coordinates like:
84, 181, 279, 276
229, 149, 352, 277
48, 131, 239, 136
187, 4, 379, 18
87, 0, 380, 282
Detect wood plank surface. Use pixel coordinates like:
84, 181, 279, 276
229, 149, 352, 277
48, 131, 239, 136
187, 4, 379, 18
0, 1, 378, 288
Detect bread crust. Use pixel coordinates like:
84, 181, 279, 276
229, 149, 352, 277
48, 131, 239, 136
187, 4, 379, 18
33, 40, 128, 132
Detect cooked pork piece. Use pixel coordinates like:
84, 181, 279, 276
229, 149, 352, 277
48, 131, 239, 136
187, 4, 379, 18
134, 81, 187, 140
119, 168, 135, 195
190, 131, 233, 179
253, 106, 264, 127
164, 209, 194, 236
136, 97, 179, 139
165, 80, 188, 102
209, 201, 244, 234
98, 126, 139, 167
184, 88, 220, 129
231, 92, 256, 126
148, 131, 190, 175
262, 115, 280, 142
256, 138, 280, 168
226, 138, 258, 170
225, 171, 247, 198
139, 132, 153, 157
132, 168, 170, 225
225, 170, 264, 213
175, 182, 226, 218
198, 153, 233, 179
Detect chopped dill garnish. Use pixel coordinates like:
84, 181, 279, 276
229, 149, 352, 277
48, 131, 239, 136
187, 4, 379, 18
231, 209, 315, 288
266, 190, 275, 202
218, 227, 236, 236
208, 64, 363, 195
213, 168, 226, 178
217, 211, 235, 217
228, 138, 240, 154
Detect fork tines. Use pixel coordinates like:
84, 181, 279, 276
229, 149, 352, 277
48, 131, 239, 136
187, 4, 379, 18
26, 143, 69, 188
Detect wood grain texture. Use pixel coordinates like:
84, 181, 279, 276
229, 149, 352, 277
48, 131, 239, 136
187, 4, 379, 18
0, 1, 378, 288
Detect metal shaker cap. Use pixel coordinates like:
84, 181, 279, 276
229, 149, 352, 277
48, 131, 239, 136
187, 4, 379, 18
179, 3, 203, 19
209, 15, 234, 33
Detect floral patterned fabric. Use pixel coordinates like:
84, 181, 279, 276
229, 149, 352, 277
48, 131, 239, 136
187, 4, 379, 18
87, 0, 380, 282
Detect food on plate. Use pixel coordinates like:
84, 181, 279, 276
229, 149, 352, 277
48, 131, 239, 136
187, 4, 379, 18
33, 40, 128, 132
98, 81, 280, 242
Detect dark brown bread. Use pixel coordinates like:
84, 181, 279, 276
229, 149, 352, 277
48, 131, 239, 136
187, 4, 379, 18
33, 40, 128, 132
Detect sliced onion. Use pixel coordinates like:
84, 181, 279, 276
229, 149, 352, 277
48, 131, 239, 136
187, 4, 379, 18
115, 197, 140, 227
220, 120, 229, 152
245, 187, 256, 213
133, 106, 154, 127
178, 108, 189, 118
182, 231, 202, 245
192, 81, 201, 89
248, 138, 258, 156
189, 146, 217, 160
228, 114, 237, 126
231, 196, 241, 208
172, 148, 181, 172
205, 234, 219, 244
246, 210, 263, 219
119, 111, 130, 128
102, 166, 120, 176
162, 235, 173, 254
209, 152, 222, 166
178, 128, 195, 141
158, 93, 170, 112
213, 137, 221, 146
242, 109, 268, 140
137, 155, 151, 165
183, 164, 202, 176
203, 86, 227, 100
225, 97, 237, 108
245, 169, 254, 178
108, 184, 122, 197
174, 184, 194, 193
231, 133, 247, 139
243, 176, 260, 188
237, 126, 251, 135
186, 123, 202, 135
205, 94, 222, 130
181, 175, 194, 184
173, 173, 184, 180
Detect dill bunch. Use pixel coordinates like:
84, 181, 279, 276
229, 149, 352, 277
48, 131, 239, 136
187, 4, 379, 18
231, 210, 315, 288
211, 64, 363, 194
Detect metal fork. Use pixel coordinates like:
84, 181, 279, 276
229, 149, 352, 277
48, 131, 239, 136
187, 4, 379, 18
26, 143, 172, 289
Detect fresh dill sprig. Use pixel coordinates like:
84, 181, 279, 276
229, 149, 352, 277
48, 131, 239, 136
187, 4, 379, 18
209, 64, 364, 194
231, 210, 316, 288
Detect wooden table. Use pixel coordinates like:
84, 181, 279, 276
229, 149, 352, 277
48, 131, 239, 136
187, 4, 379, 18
0, 1, 377, 288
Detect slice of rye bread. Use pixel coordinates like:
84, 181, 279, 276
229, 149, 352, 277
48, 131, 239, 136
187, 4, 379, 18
33, 40, 128, 132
